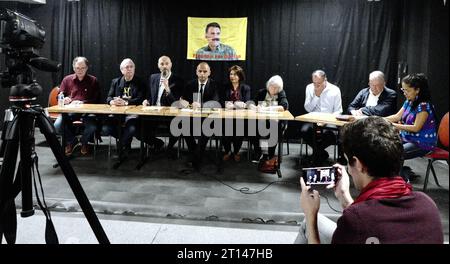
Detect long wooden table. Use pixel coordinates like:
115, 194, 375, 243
47, 104, 136, 159
295, 112, 348, 126
47, 104, 294, 177
47, 104, 136, 115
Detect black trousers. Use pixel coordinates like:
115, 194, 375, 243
300, 123, 337, 154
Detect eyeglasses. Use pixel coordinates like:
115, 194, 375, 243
400, 87, 410, 93
74, 67, 87, 70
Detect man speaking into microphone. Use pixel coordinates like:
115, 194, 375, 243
195, 22, 237, 61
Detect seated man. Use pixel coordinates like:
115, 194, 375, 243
297, 116, 443, 244
142, 55, 184, 155
301, 70, 342, 162
54, 56, 101, 156
102, 58, 145, 159
348, 71, 397, 117
179, 62, 220, 170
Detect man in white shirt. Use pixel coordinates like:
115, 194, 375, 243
142, 56, 184, 155
301, 70, 342, 163
347, 71, 397, 117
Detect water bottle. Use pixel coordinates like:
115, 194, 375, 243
57, 92, 64, 107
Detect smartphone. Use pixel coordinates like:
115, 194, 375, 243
302, 166, 336, 185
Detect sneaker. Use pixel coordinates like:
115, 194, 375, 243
223, 153, 232, 161
80, 144, 89, 155
233, 153, 241, 162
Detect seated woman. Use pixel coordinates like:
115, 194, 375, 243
221, 65, 251, 162
249, 75, 289, 162
385, 73, 437, 178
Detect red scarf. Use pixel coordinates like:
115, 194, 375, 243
353, 177, 412, 205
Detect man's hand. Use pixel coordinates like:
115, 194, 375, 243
142, 99, 149, 106
191, 101, 201, 109
351, 109, 364, 116
69, 100, 83, 105
63, 97, 72, 105
110, 97, 127, 106
179, 98, 190, 108
299, 177, 321, 244
314, 85, 324, 97
328, 164, 353, 209
300, 177, 321, 218
162, 79, 171, 93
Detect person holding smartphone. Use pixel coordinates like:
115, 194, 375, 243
297, 116, 443, 244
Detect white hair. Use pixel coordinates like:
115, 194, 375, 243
72, 56, 88, 67
369, 71, 385, 82
266, 75, 283, 92
120, 58, 135, 70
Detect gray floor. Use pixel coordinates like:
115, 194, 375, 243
2, 129, 449, 243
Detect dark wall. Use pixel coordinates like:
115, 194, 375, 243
1, 0, 448, 134
396, 0, 449, 120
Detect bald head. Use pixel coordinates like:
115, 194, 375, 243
196, 62, 210, 83
158, 55, 172, 74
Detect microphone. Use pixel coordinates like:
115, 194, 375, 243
161, 69, 169, 79
29, 57, 62, 72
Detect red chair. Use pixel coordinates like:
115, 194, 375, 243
423, 112, 449, 191
47, 86, 60, 121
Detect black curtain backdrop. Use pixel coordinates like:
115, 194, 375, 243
0, 0, 448, 137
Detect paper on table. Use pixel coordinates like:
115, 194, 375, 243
64, 102, 83, 108
142, 106, 164, 111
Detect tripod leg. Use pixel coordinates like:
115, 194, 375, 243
36, 111, 110, 244
0, 115, 21, 244
18, 111, 35, 217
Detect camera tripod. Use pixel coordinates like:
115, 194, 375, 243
0, 101, 109, 244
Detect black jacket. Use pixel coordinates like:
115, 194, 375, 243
183, 78, 220, 107
254, 88, 289, 110
106, 76, 145, 105
147, 73, 184, 106
220, 83, 251, 107
347, 87, 397, 116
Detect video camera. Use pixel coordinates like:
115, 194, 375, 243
0, 8, 60, 101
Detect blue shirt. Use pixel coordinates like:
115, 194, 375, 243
400, 100, 437, 151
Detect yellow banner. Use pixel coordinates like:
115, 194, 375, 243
187, 17, 247, 61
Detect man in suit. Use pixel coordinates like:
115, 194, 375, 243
180, 62, 220, 170
142, 56, 184, 155
180, 62, 220, 109
144, 56, 184, 107
348, 71, 397, 117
